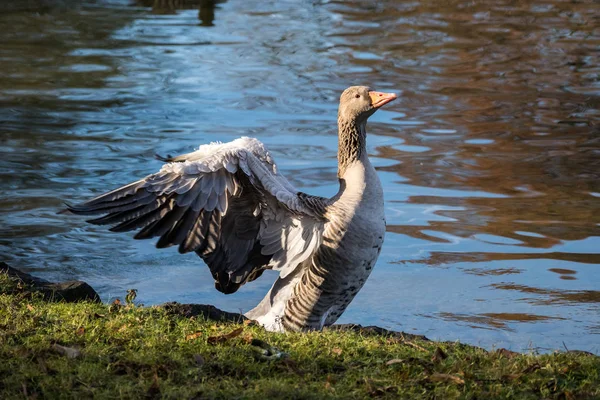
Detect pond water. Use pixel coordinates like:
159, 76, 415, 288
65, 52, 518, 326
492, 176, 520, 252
1, 0, 598, 352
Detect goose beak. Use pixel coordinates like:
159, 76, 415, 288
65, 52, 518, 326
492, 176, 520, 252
369, 91, 397, 108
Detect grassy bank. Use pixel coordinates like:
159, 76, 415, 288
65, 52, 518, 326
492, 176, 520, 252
1, 272, 598, 399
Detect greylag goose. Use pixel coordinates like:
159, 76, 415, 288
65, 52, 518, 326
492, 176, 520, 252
67, 86, 397, 331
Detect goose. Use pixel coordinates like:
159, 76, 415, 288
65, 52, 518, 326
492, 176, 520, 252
67, 86, 397, 331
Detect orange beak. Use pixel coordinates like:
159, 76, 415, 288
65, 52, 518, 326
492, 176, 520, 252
369, 91, 397, 108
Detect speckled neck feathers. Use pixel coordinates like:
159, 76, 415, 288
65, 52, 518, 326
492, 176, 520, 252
337, 116, 366, 178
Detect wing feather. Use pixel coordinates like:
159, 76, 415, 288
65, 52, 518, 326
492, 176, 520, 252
180, 210, 212, 254
133, 200, 175, 239
80, 179, 146, 206
68, 190, 153, 213
176, 182, 203, 207
67, 137, 327, 294
167, 207, 201, 248
154, 206, 191, 248
205, 190, 219, 211
104, 197, 170, 230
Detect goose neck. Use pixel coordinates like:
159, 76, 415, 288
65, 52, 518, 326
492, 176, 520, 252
337, 117, 367, 178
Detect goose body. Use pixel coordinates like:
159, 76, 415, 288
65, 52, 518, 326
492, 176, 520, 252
67, 86, 397, 331
249, 155, 386, 332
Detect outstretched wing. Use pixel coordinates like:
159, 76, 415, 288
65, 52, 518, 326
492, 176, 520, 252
67, 137, 328, 293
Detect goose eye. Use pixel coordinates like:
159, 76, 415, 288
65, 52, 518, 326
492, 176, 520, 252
355, 94, 360, 98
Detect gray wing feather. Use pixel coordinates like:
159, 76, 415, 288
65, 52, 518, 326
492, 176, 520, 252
67, 137, 326, 294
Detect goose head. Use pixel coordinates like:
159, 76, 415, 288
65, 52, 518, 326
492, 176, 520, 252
338, 86, 397, 124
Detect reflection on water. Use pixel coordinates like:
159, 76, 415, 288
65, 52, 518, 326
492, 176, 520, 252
0, 0, 598, 352
435, 312, 565, 332
134, 0, 224, 26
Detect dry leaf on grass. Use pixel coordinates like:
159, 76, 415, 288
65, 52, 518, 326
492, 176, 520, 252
325, 375, 336, 391
386, 359, 403, 366
499, 364, 541, 382
186, 331, 203, 341
522, 363, 541, 374
494, 348, 519, 359
388, 357, 433, 373
242, 334, 254, 344
395, 335, 427, 352
109, 299, 122, 313
207, 327, 243, 345
428, 373, 465, 385
52, 344, 81, 359
26, 304, 35, 311
501, 373, 522, 381
559, 391, 576, 400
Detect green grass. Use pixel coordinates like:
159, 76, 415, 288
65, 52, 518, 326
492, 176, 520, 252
1, 273, 598, 399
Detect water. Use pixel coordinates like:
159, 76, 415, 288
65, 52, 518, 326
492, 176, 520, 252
1, 0, 598, 352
